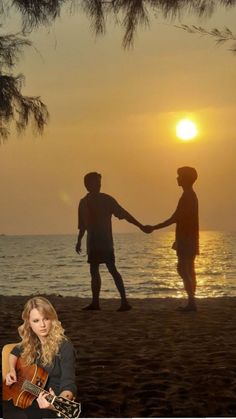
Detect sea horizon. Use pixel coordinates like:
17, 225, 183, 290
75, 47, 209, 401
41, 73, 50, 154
1, 229, 236, 236
0, 230, 235, 299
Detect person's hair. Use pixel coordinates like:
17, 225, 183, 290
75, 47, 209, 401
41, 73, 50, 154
18, 296, 66, 366
84, 172, 101, 191
177, 166, 198, 186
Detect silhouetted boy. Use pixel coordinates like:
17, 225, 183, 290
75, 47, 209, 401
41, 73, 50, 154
144, 167, 199, 311
76, 172, 145, 311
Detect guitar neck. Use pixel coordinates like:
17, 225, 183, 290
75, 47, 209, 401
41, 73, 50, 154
22, 380, 81, 418
23, 380, 54, 403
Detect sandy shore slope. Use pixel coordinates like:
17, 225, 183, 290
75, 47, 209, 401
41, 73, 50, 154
1, 295, 236, 417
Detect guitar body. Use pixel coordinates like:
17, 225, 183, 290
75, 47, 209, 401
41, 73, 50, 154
3, 357, 48, 409
3, 356, 81, 417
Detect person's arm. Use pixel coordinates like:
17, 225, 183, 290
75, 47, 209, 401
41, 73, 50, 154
143, 212, 177, 234
112, 198, 144, 231
76, 201, 86, 254
58, 340, 77, 398
75, 227, 85, 254
5, 353, 18, 385
153, 212, 177, 230
123, 211, 144, 230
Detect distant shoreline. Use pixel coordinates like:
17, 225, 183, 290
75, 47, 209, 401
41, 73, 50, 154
1, 229, 236, 237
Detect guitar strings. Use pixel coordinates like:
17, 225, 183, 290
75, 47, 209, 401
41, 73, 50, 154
8, 376, 48, 397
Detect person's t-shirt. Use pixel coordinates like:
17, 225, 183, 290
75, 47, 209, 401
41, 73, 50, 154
173, 189, 199, 256
79, 193, 129, 253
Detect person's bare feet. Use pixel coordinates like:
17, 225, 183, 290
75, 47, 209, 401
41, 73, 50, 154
82, 304, 100, 311
177, 304, 197, 312
117, 302, 132, 312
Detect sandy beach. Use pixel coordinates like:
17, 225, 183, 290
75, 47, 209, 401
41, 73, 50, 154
1, 295, 236, 417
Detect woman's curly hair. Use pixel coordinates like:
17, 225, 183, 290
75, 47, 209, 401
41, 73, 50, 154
18, 296, 66, 366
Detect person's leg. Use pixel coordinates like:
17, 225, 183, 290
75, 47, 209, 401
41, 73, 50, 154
25, 405, 57, 419
106, 261, 132, 311
2, 400, 58, 419
2, 401, 28, 419
83, 263, 101, 310
190, 257, 197, 295
177, 257, 197, 310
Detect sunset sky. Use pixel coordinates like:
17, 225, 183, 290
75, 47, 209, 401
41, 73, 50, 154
0, 4, 236, 234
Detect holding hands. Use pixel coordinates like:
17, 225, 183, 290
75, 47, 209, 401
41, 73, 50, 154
140, 225, 155, 234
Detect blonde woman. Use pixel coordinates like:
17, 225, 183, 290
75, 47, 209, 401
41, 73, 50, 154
3, 296, 77, 419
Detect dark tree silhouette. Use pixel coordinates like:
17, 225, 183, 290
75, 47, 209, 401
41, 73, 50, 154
3, 1, 234, 50
0, 32, 49, 142
0, 74, 49, 141
75, 0, 236, 49
4, 0, 236, 48
0, 0, 235, 142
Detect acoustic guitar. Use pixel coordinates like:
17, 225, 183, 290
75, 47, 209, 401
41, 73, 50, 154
3, 357, 81, 418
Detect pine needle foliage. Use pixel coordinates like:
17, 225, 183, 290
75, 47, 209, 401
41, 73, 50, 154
80, 0, 236, 48
177, 24, 236, 52
0, 33, 32, 68
1, 1, 236, 48
0, 28, 49, 142
12, 0, 65, 32
0, 74, 49, 143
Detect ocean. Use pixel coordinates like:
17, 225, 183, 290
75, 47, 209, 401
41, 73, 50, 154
0, 231, 236, 298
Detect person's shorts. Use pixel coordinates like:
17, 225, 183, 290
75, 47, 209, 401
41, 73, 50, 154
88, 249, 115, 265
172, 241, 198, 258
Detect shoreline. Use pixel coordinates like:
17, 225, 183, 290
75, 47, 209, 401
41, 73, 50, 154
1, 296, 236, 417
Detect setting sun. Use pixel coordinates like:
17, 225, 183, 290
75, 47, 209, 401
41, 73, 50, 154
176, 119, 198, 141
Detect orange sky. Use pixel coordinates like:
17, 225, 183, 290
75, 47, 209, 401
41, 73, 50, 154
0, 5, 236, 234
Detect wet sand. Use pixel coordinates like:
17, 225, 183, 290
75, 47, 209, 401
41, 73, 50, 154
1, 295, 236, 417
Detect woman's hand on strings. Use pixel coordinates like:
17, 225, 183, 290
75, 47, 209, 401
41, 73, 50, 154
37, 388, 56, 410
5, 369, 17, 385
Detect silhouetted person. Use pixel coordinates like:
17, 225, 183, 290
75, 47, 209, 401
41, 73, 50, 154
144, 167, 199, 312
76, 172, 145, 311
